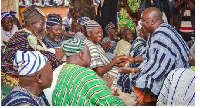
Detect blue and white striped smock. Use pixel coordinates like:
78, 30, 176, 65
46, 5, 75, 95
117, 37, 146, 93
157, 68, 195, 106
136, 23, 190, 95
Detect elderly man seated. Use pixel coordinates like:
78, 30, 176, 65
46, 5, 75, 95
52, 38, 126, 106
2, 51, 53, 106
43, 13, 64, 48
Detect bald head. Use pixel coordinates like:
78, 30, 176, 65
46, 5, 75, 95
143, 7, 163, 22
141, 7, 163, 33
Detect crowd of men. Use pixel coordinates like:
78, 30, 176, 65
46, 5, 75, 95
1, 0, 195, 106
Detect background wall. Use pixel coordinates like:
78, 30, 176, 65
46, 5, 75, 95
1, 0, 19, 18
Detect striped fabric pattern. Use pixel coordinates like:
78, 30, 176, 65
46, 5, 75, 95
105, 22, 116, 33
85, 20, 100, 31
46, 14, 61, 28
1, 11, 16, 20
52, 64, 125, 106
13, 51, 47, 75
1, 29, 60, 74
1, 86, 49, 106
84, 39, 119, 89
136, 23, 190, 95
157, 68, 195, 106
62, 38, 85, 57
129, 37, 146, 67
117, 37, 146, 93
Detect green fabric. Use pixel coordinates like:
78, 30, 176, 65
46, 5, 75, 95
1, 71, 19, 102
52, 64, 126, 106
1, 83, 13, 102
190, 66, 195, 71
118, 0, 140, 33
62, 38, 85, 57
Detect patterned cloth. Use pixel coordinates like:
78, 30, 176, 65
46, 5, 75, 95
129, 37, 146, 67
43, 63, 66, 106
118, 0, 140, 33
69, 0, 95, 20
46, 13, 61, 28
1, 11, 17, 21
105, 22, 116, 33
26, 28, 48, 51
157, 68, 195, 106
85, 20, 100, 31
43, 35, 64, 48
114, 39, 131, 56
84, 39, 119, 89
1, 86, 50, 106
52, 64, 125, 106
136, 23, 190, 95
1, 28, 60, 74
1, 11, 16, 20
13, 51, 47, 75
77, 17, 90, 25
117, 37, 146, 93
23, 6, 45, 25
62, 38, 85, 57
1, 71, 19, 101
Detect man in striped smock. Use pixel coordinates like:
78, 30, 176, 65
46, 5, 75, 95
84, 20, 128, 95
118, 7, 190, 105
2, 51, 52, 106
52, 38, 126, 106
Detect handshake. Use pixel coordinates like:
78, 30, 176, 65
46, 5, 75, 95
113, 55, 135, 67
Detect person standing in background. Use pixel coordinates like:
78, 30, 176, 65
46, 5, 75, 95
69, 0, 96, 21
117, 0, 140, 34
96, 0, 118, 38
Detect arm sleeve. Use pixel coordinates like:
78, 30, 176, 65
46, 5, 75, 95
27, 35, 46, 51
138, 36, 176, 81
90, 50, 105, 69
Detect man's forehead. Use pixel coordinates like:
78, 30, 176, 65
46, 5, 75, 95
2, 17, 12, 22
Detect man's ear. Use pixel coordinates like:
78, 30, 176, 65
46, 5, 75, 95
79, 51, 84, 60
87, 31, 91, 38
36, 73, 43, 84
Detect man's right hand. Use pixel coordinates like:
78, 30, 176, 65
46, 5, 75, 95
101, 40, 112, 51
55, 48, 64, 61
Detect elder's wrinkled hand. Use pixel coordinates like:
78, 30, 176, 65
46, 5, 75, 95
101, 40, 112, 51
55, 48, 65, 61
113, 55, 129, 64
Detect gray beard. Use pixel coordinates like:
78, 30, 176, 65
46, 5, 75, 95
49, 33, 60, 42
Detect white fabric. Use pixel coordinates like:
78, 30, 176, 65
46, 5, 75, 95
13, 51, 47, 75
157, 68, 195, 106
43, 63, 66, 105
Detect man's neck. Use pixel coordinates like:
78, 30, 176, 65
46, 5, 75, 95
67, 56, 84, 67
20, 84, 42, 96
